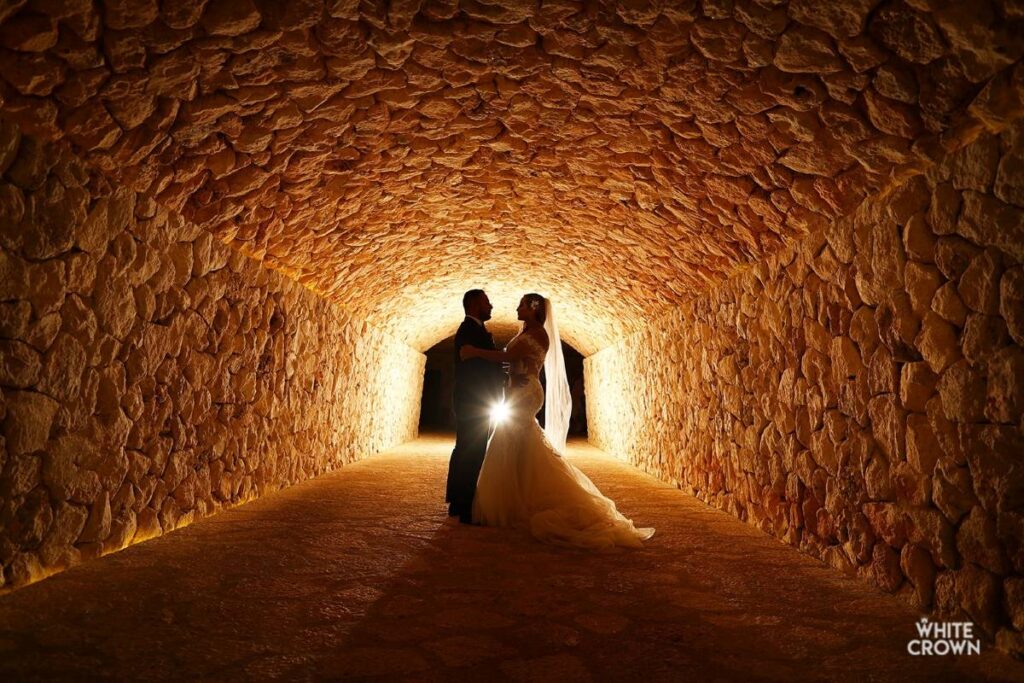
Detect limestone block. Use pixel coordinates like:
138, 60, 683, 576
876, 292, 920, 360
948, 133, 1000, 193
930, 282, 968, 326
830, 335, 864, 381
986, 346, 1024, 424
900, 362, 938, 413
64, 253, 96, 295
201, 0, 261, 37
38, 502, 87, 566
959, 247, 1004, 314
0, 300, 31, 338
901, 543, 937, 608
893, 459, 932, 507
962, 314, 1010, 369
905, 507, 957, 569
849, 305, 879, 357
966, 425, 1024, 514
906, 413, 941, 476
133, 507, 159, 541
958, 191, 1024, 262
928, 182, 961, 236
867, 345, 899, 397
864, 453, 894, 501
995, 142, 1024, 207
774, 25, 845, 74
2, 391, 57, 455
903, 213, 936, 263
36, 334, 86, 402
871, 541, 903, 593
934, 565, 1000, 638
77, 490, 110, 544
871, 217, 908, 293
0, 251, 28, 302
905, 262, 942, 316
4, 551, 42, 588
958, 506, 1010, 575
935, 236, 980, 282
863, 502, 908, 548
0, 340, 41, 388
933, 3, 1021, 83
915, 312, 961, 375
92, 274, 135, 339
938, 360, 987, 423
0, 452, 39, 500
20, 183, 78, 261
1001, 267, 1024, 345
10, 487, 52, 550
5, 135, 52, 191
869, 3, 945, 64
102, 510, 137, 554
23, 259, 65, 318
76, 193, 132, 254
873, 63, 917, 105
933, 457, 978, 525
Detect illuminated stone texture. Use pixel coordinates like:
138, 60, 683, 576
0, 2, 1023, 351
587, 123, 1024, 656
1, 437, 1022, 681
0, 0, 1022, 663
0, 121, 423, 592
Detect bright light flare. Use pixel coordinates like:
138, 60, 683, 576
490, 400, 510, 424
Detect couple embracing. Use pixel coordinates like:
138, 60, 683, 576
444, 289, 654, 550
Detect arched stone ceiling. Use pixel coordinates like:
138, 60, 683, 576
0, 0, 1021, 353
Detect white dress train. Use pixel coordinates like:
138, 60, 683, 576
472, 333, 655, 549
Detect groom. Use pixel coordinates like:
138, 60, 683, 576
446, 289, 505, 524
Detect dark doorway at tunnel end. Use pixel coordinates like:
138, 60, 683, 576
419, 334, 587, 438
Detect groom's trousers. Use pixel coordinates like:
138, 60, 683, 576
447, 413, 492, 523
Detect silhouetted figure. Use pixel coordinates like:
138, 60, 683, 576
460, 294, 653, 548
446, 289, 505, 524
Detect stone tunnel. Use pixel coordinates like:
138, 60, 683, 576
1, 0, 1024, 679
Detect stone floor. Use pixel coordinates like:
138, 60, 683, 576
1, 435, 1022, 682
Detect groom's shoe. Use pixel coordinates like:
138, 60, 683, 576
458, 511, 474, 525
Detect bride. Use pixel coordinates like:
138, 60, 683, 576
459, 293, 654, 550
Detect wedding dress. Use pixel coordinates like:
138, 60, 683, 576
472, 326, 655, 550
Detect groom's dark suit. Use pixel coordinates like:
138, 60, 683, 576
447, 316, 505, 522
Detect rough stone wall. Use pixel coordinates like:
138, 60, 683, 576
2, 2, 1024, 354
0, 121, 424, 593
587, 124, 1024, 654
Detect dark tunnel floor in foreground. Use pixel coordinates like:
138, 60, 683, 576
0, 435, 1021, 682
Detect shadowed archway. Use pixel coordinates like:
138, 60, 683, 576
419, 326, 587, 436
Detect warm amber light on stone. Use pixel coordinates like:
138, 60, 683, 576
1, 0, 1024, 663
0, 0, 1021, 351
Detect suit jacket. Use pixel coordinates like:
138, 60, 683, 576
453, 317, 504, 420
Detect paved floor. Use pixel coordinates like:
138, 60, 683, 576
0, 435, 1021, 682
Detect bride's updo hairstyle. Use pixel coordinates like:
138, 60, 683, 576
523, 293, 547, 324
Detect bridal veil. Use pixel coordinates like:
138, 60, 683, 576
542, 299, 572, 454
